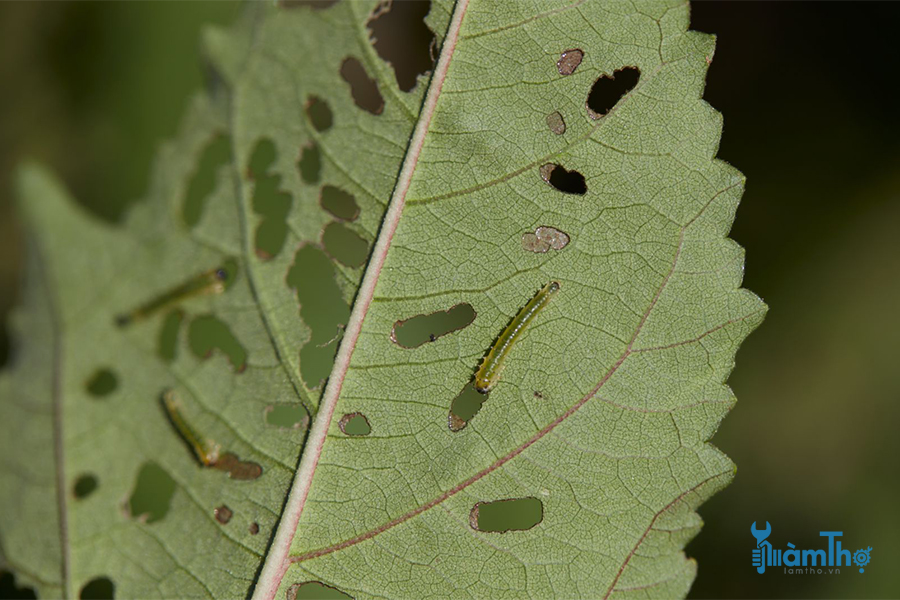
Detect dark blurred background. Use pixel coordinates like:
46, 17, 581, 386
0, 2, 898, 598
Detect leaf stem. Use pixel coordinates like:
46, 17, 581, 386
250, 0, 471, 597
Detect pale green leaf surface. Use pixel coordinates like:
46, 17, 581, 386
0, 1, 764, 598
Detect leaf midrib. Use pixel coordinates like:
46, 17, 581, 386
250, 1, 473, 597
31, 236, 71, 598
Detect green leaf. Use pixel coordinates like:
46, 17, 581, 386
0, 1, 765, 598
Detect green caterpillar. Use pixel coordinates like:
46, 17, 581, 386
475, 281, 560, 393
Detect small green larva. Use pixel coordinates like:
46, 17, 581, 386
474, 281, 560, 393
162, 390, 220, 467
116, 265, 231, 326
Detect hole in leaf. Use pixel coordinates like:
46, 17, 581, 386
79, 577, 114, 600
305, 96, 333, 132
391, 303, 475, 349
586, 66, 640, 119
448, 382, 488, 432
340, 57, 384, 115
367, 0, 435, 92
320, 185, 360, 221
254, 192, 293, 259
338, 412, 371, 436
128, 462, 176, 523
287, 582, 353, 600
321, 222, 369, 268
213, 452, 263, 481
0, 571, 37, 599
73, 474, 98, 499
157, 309, 184, 363
188, 315, 247, 372
86, 368, 118, 397
265, 404, 309, 429
182, 133, 231, 228
247, 138, 276, 179
556, 48, 583, 76
546, 111, 566, 135
470, 497, 543, 532
214, 505, 233, 524
287, 246, 351, 390
249, 139, 292, 259
521, 226, 570, 253
539, 163, 586, 195
249, 522, 260, 535
297, 143, 322, 185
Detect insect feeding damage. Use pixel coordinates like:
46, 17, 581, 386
522, 226, 570, 253
586, 66, 641, 119
539, 163, 587, 195
546, 110, 566, 135
556, 49, 584, 76
391, 303, 476, 349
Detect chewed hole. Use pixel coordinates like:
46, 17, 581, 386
182, 133, 231, 228
86, 368, 118, 397
287, 246, 351, 390
128, 462, 176, 523
546, 111, 566, 135
79, 577, 115, 600
320, 185, 360, 221
338, 412, 371, 436
469, 497, 543, 532
0, 571, 37, 599
265, 404, 309, 429
253, 185, 292, 259
321, 222, 369, 268
340, 57, 385, 115
297, 143, 322, 185
214, 505, 233, 524
448, 382, 487, 432
74, 474, 98, 499
157, 309, 184, 363
287, 582, 353, 600
214, 453, 263, 481
247, 138, 276, 180
522, 226, 570, 253
305, 96, 333, 132
248, 138, 292, 259
391, 303, 475, 349
367, 0, 435, 92
556, 48, 583, 76
250, 186, 289, 258
188, 315, 247, 372
586, 66, 640, 119
249, 522, 260, 535
539, 163, 586, 195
